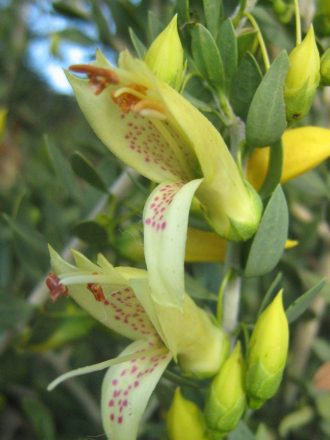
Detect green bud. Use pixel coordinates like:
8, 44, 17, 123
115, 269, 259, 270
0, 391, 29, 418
246, 291, 289, 409
144, 15, 184, 89
205, 342, 246, 434
167, 388, 208, 440
284, 26, 320, 122
320, 48, 330, 85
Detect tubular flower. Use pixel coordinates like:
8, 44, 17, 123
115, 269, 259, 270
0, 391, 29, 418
47, 247, 228, 440
247, 126, 330, 190
68, 50, 261, 307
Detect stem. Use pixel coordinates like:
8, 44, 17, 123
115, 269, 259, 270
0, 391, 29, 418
294, 0, 302, 45
244, 12, 270, 71
221, 243, 242, 336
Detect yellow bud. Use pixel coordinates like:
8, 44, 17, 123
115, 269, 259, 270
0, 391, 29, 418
205, 342, 246, 433
167, 388, 208, 440
246, 291, 289, 409
284, 26, 320, 122
144, 15, 184, 89
320, 48, 330, 85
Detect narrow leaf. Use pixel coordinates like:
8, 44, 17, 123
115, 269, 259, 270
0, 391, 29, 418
203, 0, 223, 39
70, 151, 108, 193
231, 52, 262, 120
245, 185, 288, 277
129, 27, 146, 58
218, 18, 237, 92
246, 51, 289, 148
286, 279, 327, 323
72, 220, 108, 246
191, 23, 225, 88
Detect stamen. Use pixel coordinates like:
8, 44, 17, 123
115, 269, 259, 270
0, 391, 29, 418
46, 272, 69, 302
111, 83, 147, 113
133, 99, 167, 120
69, 64, 119, 95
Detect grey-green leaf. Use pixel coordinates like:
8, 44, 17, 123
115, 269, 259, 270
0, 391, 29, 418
245, 185, 288, 277
286, 279, 327, 323
246, 51, 289, 148
70, 151, 108, 193
203, 0, 223, 39
231, 52, 262, 120
72, 220, 108, 246
218, 18, 237, 92
22, 397, 56, 440
191, 23, 225, 88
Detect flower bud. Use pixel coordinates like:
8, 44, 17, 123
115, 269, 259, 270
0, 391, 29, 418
284, 26, 320, 122
167, 388, 208, 440
205, 342, 246, 434
245, 291, 289, 409
144, 15, 184, 89
320, 48, 330, 85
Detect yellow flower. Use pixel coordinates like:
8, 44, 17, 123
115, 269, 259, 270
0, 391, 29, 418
47, 248, 228, 440
68, 50, 261, 308
247, 126, 330, 190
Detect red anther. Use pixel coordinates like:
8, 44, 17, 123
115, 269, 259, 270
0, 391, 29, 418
69, 64, 119, 95
46, 272, 69, 302
87, 283, 107, 303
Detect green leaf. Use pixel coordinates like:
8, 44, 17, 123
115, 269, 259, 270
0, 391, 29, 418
45, 136, 81, 202
259, 139, 283, 198
257, 272, 283, 316
237, 29, 258, 61
21, 397, 56, 440
191, 23, 225, 88
202, 0, 223, 39
72, 220, 108, 246
70, 151, 108, 193
286, 279, 327, 323
231, 52, 262, 120
245, 186, 288, 277
218, 19, 237, 92
0, 294, 33, 331
279, 407, 314, 437
52, 1, 89, 19
246, 51, 289, 148
91, 0, 112, 46
313, 337, 330, 362
129, 27, 146, 58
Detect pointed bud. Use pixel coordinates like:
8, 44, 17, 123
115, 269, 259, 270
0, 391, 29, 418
144, 15, 184, 89
205, 342, 246, 434
246, 291, 289, 409
284, 26, 320, 122
167, 388, 208, 440
320, 48, 330, 85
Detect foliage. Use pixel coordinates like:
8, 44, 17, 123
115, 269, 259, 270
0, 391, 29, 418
0, 0, 330, 439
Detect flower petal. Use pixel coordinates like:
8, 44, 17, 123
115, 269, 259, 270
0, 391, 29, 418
102, 339, 172, 440
143, 179, 202, 308
49, 248, 156, 340
67, 71, 188, 183
247, 126, 330, 189
157, 83, 261, 240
